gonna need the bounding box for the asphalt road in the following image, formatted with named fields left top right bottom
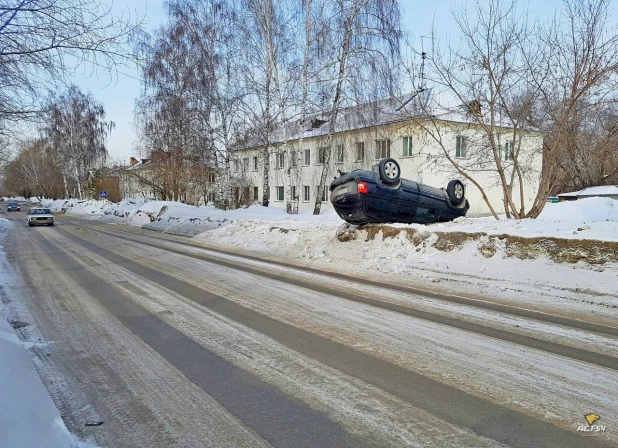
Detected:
left=1, top=206, right=617, bottom=447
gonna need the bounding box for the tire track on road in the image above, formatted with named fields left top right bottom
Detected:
left=64, top=221, right=618, bottom=372
left=54, top=225, right=614, bottom=448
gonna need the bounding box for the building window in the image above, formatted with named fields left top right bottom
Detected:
left=402, top=136, right=413, bottom=157
left=303, top=185, right=310, bottom=202
left=276, top=152, right=285, bottom=169
left=276, top=186, right=284, bottom=201
left=253, top=156, right=258, bottom=171
left=335, top=144, right=344, bottom=163
left=254, top=186, right=259, bottom=200
left=291, top=185, right=297, bottom=200
left=316, top=185, right=326, bottom=202
left=243, top=158, right=249, bottom=172
left=355, top=142, right=365, bottom=161
left=208, top=173, right=216, bottom=183
left=234, top=159, right=240, bottom=172
left=243, top=187, right=250, bottom=201
left=303, top=149, right=310, bottom=166
left=207, top=192, right=216, bottom=202
left=455, top=136, right=467, bottom=158
left=375, top=139, right=390, bottom=159
left=290, top=150, right=296, bottom=166
left=317, top=147, right=329, bottom=165
left=504, top=140, right=514, bottom=161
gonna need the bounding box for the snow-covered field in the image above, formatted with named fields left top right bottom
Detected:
left=37, top=196, right=618, bottom=305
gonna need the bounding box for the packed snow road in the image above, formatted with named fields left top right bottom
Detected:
left=1, top=208, right=617, bottom=447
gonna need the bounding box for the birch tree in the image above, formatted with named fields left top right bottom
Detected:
left=46, top=86, right=113, bottom=199
left=313, top=0, right=401, bottom=214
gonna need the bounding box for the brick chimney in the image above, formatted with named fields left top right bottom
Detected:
left=130, top=157, right=138, bottom=166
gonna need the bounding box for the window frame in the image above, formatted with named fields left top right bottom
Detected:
left=290, top=150, right=297, bottom=167
left=303, top=149, right=310, bottom=166
left=234, top=159, right=240, bottom=172
left=504, top=140, right=514, bottom=161
left=335, top=144, right=344, bottom=164
left=303, top=185, right=310, bottom=202
left=253, top=186, right=259, bottom=201
left=291, top=185, right=297, bottom=200
left=253, top=156, right=258, bottom=171
left=374, top=139, right=391, bottom=159
left=355, top=142, right=365, bottom=162
left=455, top=136, right=467, bottom=158
left=317, top=147, right=329, bottom=165
left=275, top=152, right=285, bottom=169
left=242, top=158, right=249, bottom=172
left=275, top=186, right=284, bottom=201
left=402, top=136, right=413, bottom=157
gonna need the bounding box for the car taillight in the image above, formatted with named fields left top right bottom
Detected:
left=357, top=181, right=368, bottom=194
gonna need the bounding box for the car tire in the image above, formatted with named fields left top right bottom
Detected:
left=378, top=158, right=401, bottom=184
left=49, top=222, right=54, bottom=226
left=28, top=222, right=33, bottom=227
left=446, top=180, right=465, bottom=206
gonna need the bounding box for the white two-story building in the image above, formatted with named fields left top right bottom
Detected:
left=229, top=94, right=543, bottom=216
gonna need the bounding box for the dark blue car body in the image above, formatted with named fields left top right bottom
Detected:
left=329, top=170, right=469, bottom=225
left=7, top=202, right=20, bottom=212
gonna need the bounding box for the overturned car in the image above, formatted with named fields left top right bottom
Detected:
left=329, top=158, right=469, bottom=225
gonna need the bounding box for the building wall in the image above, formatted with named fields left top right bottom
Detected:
left=230, top=119, right=543, bottom=216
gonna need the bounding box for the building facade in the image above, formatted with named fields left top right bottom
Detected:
left=230, top=98, right=543, bottom=217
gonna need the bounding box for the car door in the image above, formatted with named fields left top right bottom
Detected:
left=365, top=177, right=393, bottom=222
left=390, top=180, right=418, bottom=223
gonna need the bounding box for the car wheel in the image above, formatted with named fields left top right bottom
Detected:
left=49, top=222, right=54, bottom=226
left=446, top=180, right=465, bottom=206
left=28, top=222, right=33, bottom=227
left=378, top=158, right=401, bottom=184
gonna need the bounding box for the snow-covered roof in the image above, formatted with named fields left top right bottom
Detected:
left=558, top=186, right=618, bottom=197
left=233, top=89, right=539, bottom=151
left=232, top=91, right=437, bottom=151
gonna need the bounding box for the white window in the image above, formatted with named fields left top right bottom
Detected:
left=455, top=136, right=467, bottom=158
left=504, top=140, right=514, bottom=161
left=208, top=173, right=216, bottom=183
left=207, top=192, right=216, bottom=202
left=253, top=156, right=258, bottom=171
left=355, top=142, right=365, bottom=161
left=303, top=149, right=310, bottom=166
left=402, top=136, right=413, bottom=157
left=317, top=147, right=328, bottom=164
left=276, top=152, right=285, bottom=169
left=290, top=150, right=297, bottom=166
left=242, top=158, right=249, bottom=171
left=291, top=186, right=297, bottom=200
left=303, top=185, right=310, bottom=202
left=276, top=186, right=284, bottom=201
left=335, top=144, right=344, bottom=163
left=316, top=185, right=326, bottom=202
left=375, top=140, right=390, bottom=159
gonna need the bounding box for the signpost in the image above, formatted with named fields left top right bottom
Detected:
left=99, top=191, right=107, bottom=199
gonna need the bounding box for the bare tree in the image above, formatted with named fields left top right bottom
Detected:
left=45, top=86, right=114, bottom=199
left=0, top=0, right=140, bottom=139
left=313, top=0, right=401, bottom=214
left=524, top=0, right=618, bottom=216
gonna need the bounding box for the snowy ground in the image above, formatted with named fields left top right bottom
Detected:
left=36, top=196, right=618, bottom=306
left=0, top=218, right=95, bottom=448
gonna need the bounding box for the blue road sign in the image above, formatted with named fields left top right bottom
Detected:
left=99, top=191, right=107, bottom=198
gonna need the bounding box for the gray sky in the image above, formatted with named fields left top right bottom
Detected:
left=71, top=0, right=616, bottom=163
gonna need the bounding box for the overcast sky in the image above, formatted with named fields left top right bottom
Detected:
left=72, top=0, right=616, bottom=163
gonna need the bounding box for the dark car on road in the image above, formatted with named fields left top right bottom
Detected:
left=7, top=202, right=20, bottom=212
left=329, top=158, right=469, bottom=225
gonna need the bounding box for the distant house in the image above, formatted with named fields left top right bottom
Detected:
left=229, top=93, right=543, bottom=216
left=557, top=186, right=618, bottom=201
left=120, top=152, right=219, bottom=205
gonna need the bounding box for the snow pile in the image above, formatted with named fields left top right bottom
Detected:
left=41, top=198, right=339, bottom=235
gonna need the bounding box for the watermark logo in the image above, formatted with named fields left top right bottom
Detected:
left=577, top=413, right=606, bottom=433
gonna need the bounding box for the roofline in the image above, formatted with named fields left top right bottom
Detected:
left=231, top=115, right=543, bottom=153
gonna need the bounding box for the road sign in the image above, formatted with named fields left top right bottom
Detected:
left=99, top=191, right=107, bottom=199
